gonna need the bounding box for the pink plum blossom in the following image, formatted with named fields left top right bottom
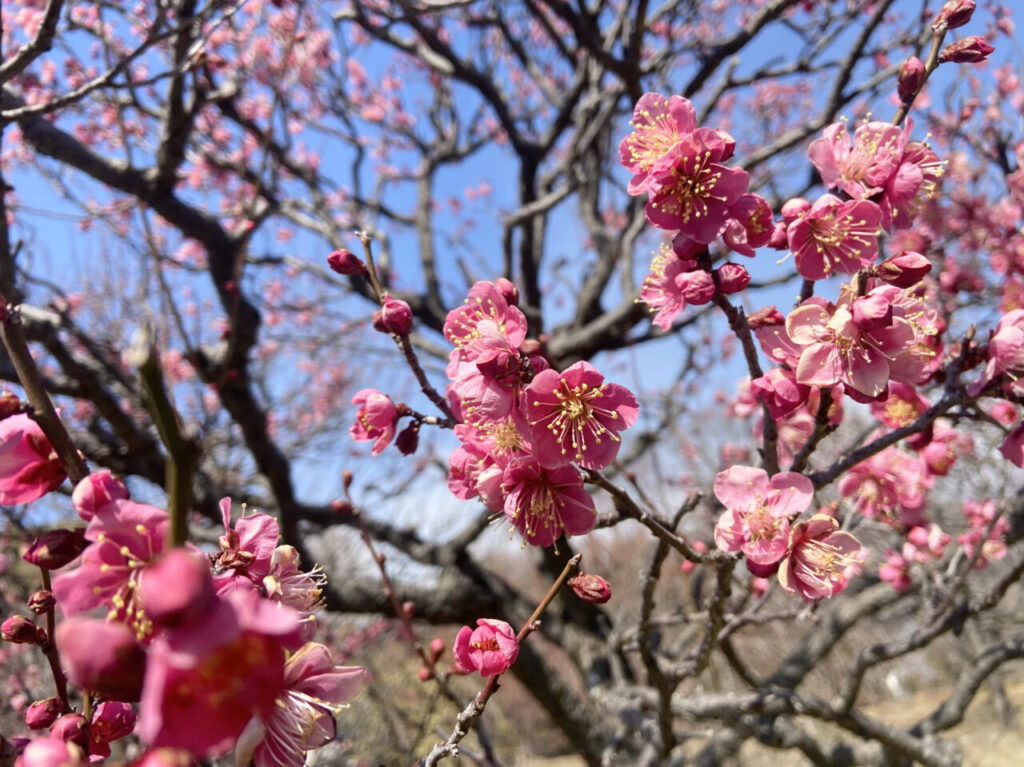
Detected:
left=138, top=589, right=304, bottom=755
left=52, top=499, right=170, bottom=632
left=778, top=514, right=864, bottom=601
left=212, top=498, right=279, bottom=596
left=618, top=93, right=698, bottom=195
left=349, top=389, right=399, bottom=455
left=453, top=619, right=519, bottom=677
left=13, top=738, right=84, bottom=767
left=443, top=281, right=528, bottom=370
left=837, top=446, right=932, bottom=527
left=638, top=247, right=700, bottom=330
left=972, top=308, right=1024, bottom=396
left=644, top=132, right=749, bottom=242
left=524, top=361, right=638, bottom=470
left=71, top=469, right=129, bottom=521
left=786, top=194, right=882, bottom=280
left=722, top=193, right=773, bottom=257
left=236, top=643, right=367, bottom=767
left=55, top=617, right=147, bottom=701
left=713, top=466, right=813, bottom=571
left=0, top=414, right=66, bottom=505
left=501, top=456, right=596, bottom=547
left=958, top=500, right=1009, bottom=567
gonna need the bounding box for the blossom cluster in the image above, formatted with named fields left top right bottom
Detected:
left=351, top=280, right=639, bottom=548
left=1, top=423, right=366, bottom=767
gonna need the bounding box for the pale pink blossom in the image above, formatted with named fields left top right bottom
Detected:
left=713, top=465, right=813, bottom=572
left=453, top=618, right=519, bottom=677
left=236, top=643, right=367, bottom=767
left=778, top=514, right=864, bottom=601
left=14, top=738, right=84, bottom=767
left=958, top=500, right=1009, bottom=567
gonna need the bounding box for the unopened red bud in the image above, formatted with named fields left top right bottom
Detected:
left=767, top=222, right=789, bottom=250
left=395, top=422, right=420, bottom=456
left=332, top=498, right=354, bottom=514
left=378, top=295, right=413, bottom=335
left=876, top=251, right=932, bottom=288
left=401, top=601, right=415, bottom=618
left=898, top=57, right=926, bottom=103
left=716, top=263, right=751, bottom=295
left=429, top=637, right=445, bottom=662
left=417, top=667, right=434, bottom=682
left=495, top=278, right=519, bottom=307
left=326, top=249, right=367, bottom=276
left=25, top=698, right=67, bottom=730
left=27, top=590, right=56, bottom=615
left=2, top=615, right=45, bottom=645
left=747, top=305, right=785, bottom=329
left=932, top=0, right=976, bottom=31
left=50, top=714, right=88, bottom=748
left=677, top=270, right=715, bottom=305
left=0, top=391, right=21, bottom=420
left=939, top=36, right=994, bottom=63
left=567, top=573, right=612, bottom=604
left=21, top=528, right=87, bottom=570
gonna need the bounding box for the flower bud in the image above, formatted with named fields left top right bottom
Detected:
left=71, top=470, right=129, bottom=521
left=0, top=391, right=21, bottom=420
left=876, top=251, right=932, bottom=288
left=394, top=422, right=419, bottom=456
left=25, top=699, right=67, bottom=731
left=495, top=277, right=519, bottom=307
left=567, top=573, right=612, bottom=604
left=56, top=618, right=147, bottom=701
left=377, top=295, right=413, bottom=335
left=939, top=36, right=994, bottom=63
left=932, top=0, right=976, bottom=31
left=2, top=615, right=46, bottom=645
left=326, top=248, right=367, bottom=276
left=767, top=222, right=789, bottom=250
left=429, top=637, right=445, bottom=663
left=21, top=529, right=87, bottom=570
left=898, top=57, right=926, bottom=103
left=715, top=263, right=750, bottom=295
left=677, top=269, right=715, bottom=305
left=49, top=715, right=88, bottom=748
left=417, top=667, right=433, bottom=682
left=27, top=590, right=56, bottom=615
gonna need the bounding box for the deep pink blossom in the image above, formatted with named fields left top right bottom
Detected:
left=89, top=702, right=137, bottom=758
left=212, top=498, right=280, bottom=596
left=778, top=514, right=864, bottom=601
left=349, top=389, right=399, bottom=455
left=749, top=368, right=810, bottom=420
left=619, top=93, right=698, bottom=195
left=52, top=499, right=170, bottom=631
left=236, top=643, right=367, bottom=767
left=786, top=194, right=881, bottom=280
left=443, top=281, right=528, bottom=369
left=972, top=308, right=1024, bottom=396
left=501, top=456, right=596, bottom=547
left=71, top=469, right=129, bottom=521
left=0, top=414, right=66, bottom=505
left=722, top=193, right=773, bottom=257
left=138, top=589, right=304, bottom=755
left=524, top=361, right=638, bottom=470
left=644, top=132, right=749, bottom=242
left=453, top=619, right=519, bottom=677
left=55, top=617, right=147, bottom=701
left=713, top=466, right=813, bottom=569
left=808, top=122, right=906, bottom=202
